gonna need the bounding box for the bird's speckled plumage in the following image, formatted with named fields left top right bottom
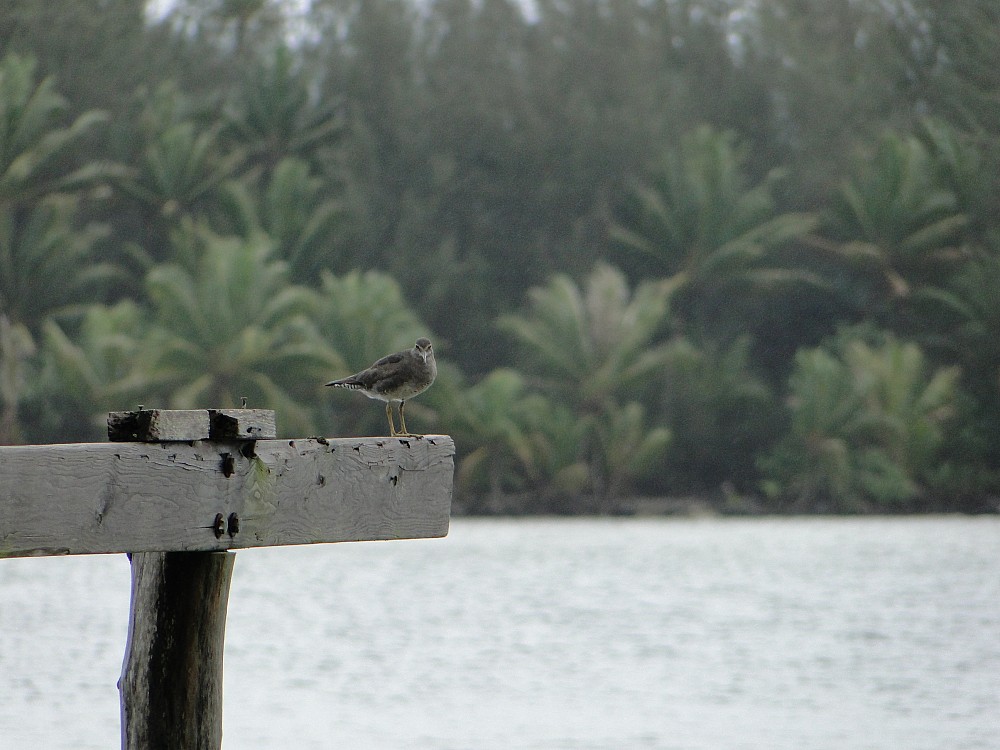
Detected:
left=325, top=338, right=437, bottom=436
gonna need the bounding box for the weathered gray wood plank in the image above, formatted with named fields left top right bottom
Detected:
left=107, top=409, right=277, bottom=442
left=119, top=551, right=234, bottom=750
left=0, top=436, right=453, bottom=558
left=108, top=409, right=211, bottom=441
left=207, top=409, right=276, bottom=440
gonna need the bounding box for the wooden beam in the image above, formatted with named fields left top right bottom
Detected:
left=107, top=409, right=277, bottom=442
left=0, top=436, right=454, bottom=558
left=119, top=551, right=234, bottom=750
left=208, top=409, right=276, bottom=440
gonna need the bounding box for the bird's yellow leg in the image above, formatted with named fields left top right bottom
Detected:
left=397, top=401, right=421, bottom=437
left=386, top=402, right=398, bottom=436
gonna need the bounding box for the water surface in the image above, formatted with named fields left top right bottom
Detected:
left=1, top=517, right=998, bottom=749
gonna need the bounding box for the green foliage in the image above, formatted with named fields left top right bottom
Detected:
left=114, top=84, right=246, bottom=259
left=36, top=301, right=147, bottom=441
left=0, top=0, right=998, bottom=511
left=0, top=314, right=35, bottom=443
left=0, top=0, right=156, bottom=116
left=0, top=197, right=115, bottom=328
left=224, top=46, right=344, bottom=175
left=916, top=118, right=992, bottom=233
left=499, top=263, right=675, bottom=505
left=159, top=0, right=288, bottom=60
left=828, top=130, right=968, bottom=310
left=611, top=125, right=820, bottom=340
left=900, top=1, right=1000, bottom=148
left=450, top=368, right=589, bottom=511
left=759, top=331, right=959, bottom=511
left=913, top=253, right=1000, bottom=392
left=120, top=120, right=243, bottom=221
left=214, top=157, right=347, bottom=282
left=0, top=53, right=113, bottom=206
left=0, top=51, right=125, bottom=442
left=593, top=401, right=671, bottom=506
left=749, top=0, right=915, bottom=203
left=499, top=262, right=676, bottom=410
left=658, top=337, right=779, bottom=493
left=142, top=227, right=337, bottom=435
left=0, top=54, right=123, bottom=330
left=908, top=249, right=1000, bottom=498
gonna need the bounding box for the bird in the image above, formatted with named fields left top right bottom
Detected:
left=325, top=338, right=437, bottom=437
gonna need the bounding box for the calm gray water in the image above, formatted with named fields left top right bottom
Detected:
left=1, top=517, right=998, bottom=749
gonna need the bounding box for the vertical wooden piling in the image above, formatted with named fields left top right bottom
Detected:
left=119, top=551, right=235, bottom=750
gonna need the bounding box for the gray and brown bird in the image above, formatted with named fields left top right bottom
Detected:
left=325, top=338, right=437, bottom=437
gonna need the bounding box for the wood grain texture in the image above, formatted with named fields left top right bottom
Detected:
left=207, top=409, right=276, bottom=440
left=0, top=436, right=454, bottom=558
left=119, top=551, right=234, bottom=750
left=108, top=409, right=210, bottom=441
left=107, top=409, right=277, bottom=442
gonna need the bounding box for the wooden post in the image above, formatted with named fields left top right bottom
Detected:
left=0, top=409, right=454, bottom=748
left=119, top=551, right=235, bottom=750
left=111, top=412, right=253, bottom=750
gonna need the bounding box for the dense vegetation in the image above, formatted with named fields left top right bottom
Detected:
left=1, top=0, right=998, bottom=514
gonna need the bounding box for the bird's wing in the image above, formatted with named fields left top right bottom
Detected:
left=327, top=366, right=378, bottom=389
left=326, top=351, right=407, bottom=389
left=371, top=351, right=405, bottom=368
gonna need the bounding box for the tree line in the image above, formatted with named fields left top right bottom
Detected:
left=1, top=0, right=998, bottom=513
